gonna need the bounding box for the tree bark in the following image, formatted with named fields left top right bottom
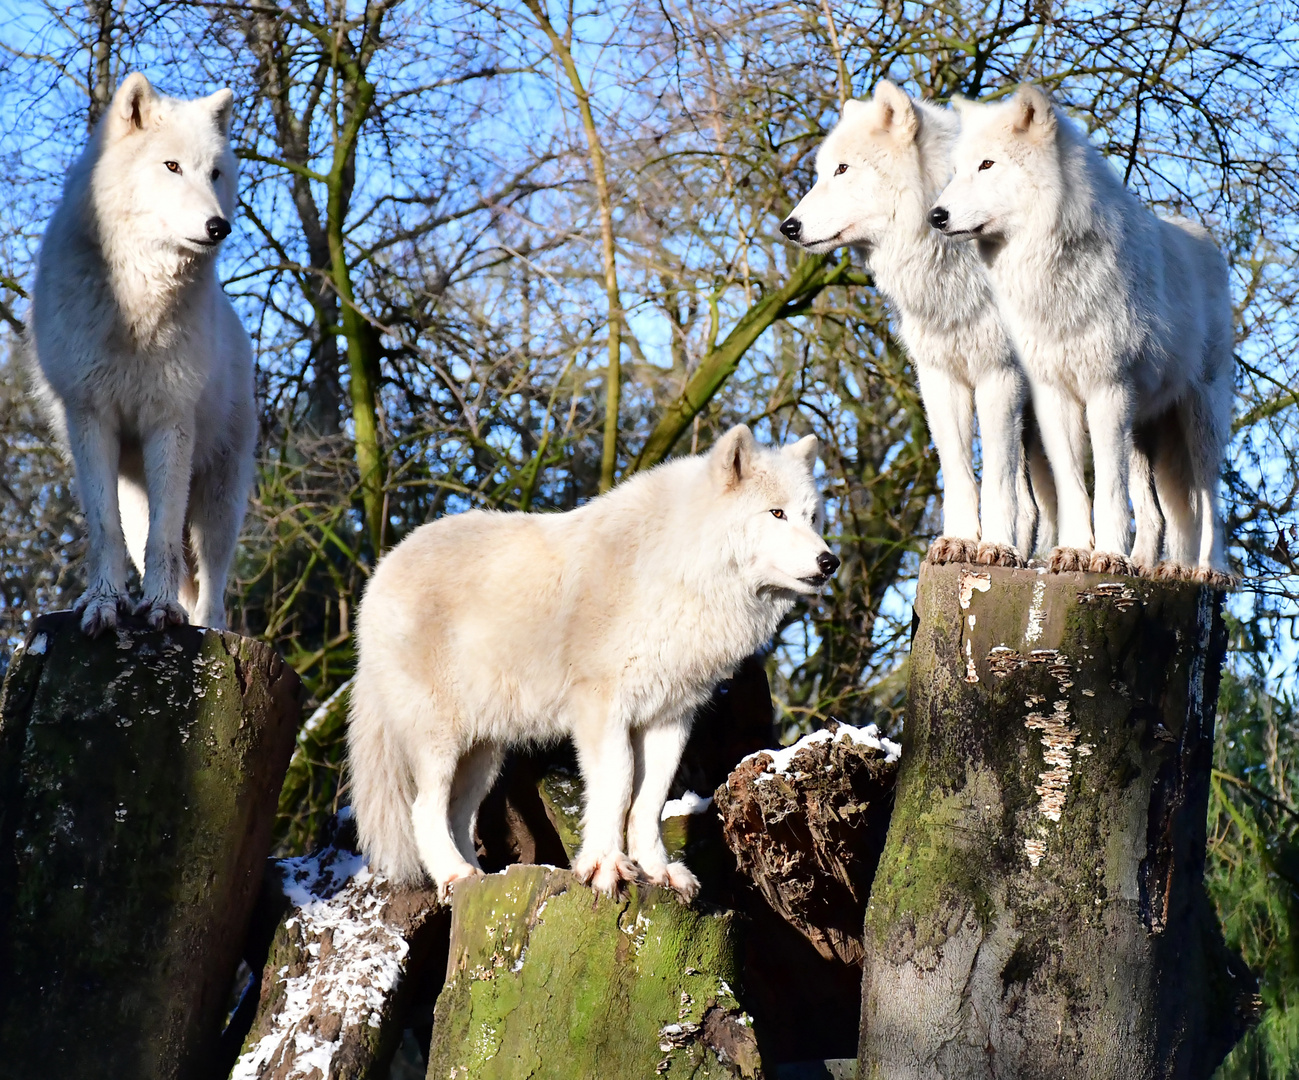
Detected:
left=715, top=724, right=897, bottom=966
left=0, top=612, right=301, bottom=1080
left=232, top=820, right=447, bottom=1080
left=857, top=564, right=1255, bottom=1079
left=426, top=864, right=764, bottom=1079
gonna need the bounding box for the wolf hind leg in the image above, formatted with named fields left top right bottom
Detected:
left=627, top=719, right=698, bottom=899
left=1024, top=407, right=1057, bottom=555
left=412, top=742, right=481, bottom=901
left=187, top=442, right=255, bottom=630
left=1129, top=422, right=1164, bottom=574
left=448, top=741, right=505, bottom=869
left=1181, top=388, right=1234, bottom=585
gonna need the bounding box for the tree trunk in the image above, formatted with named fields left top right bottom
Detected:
left=426, top=864, right=765, bottom=1079
left=715, top=723, right=898, bottom=966
left=232, top=818, right=447, bottom=1080
left=857, top=564, right=1255, bottom=1080
left=0, top=612, right=301, bottom=1080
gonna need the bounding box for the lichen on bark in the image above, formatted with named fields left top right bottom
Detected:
left=859, top=564, right=1253, bottom=1080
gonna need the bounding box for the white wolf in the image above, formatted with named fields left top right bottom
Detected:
left=781, top=80, right=1054, bottom=566
left=28, top=72, right=256, bottom=635
left=347, top=425, right=839, bottom=900
left=929, top=86, right=1234, bottom=583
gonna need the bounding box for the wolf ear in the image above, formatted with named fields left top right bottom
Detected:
left=111, top=72, right=157, bottom=134
left=207, top=88, right=235, bottom=137
left=784, top=434, right=819, bottom=473
left=949, top=94, right=971, bottom=116
left=873, top=80, right=918, bottom=142
left=711, top=424, right=758, bottom=489
left=1012, top=85, right=1055, bottom=139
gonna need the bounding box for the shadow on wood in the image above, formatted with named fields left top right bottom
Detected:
left=0, top=612, right=301, bottom=1080
left=858, top=564, right=1255, bottom=1080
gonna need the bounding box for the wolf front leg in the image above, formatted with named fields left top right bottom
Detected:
left=137, top=418, right=196, bottom=628
left=973, top=365, right=1028, bottom=566
left=65, top=409, right=131, bottom=635
left=572, top=705, right=642, bottom=896
left=915, top=363, right=980, bottom=563
left=627, top=719, right=699, bottom=900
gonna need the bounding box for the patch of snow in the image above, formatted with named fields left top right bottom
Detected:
left=28, top=632, right=47, bottom=655
left=301, top=678, right=353, bottom=736
left=661, top=791, right=713, bottom=820
left=739, top=723, right=901, bottom=782
left=230, top=848, right=409, bottom=1080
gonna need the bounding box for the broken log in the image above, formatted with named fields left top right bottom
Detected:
left=0, top=611, right=301, bottom=1079
left=232, top=814, right=447, bottom=1080
left=858, top=564, right=1254, bottom=1080
left=426, top=864, right=764, bottom=1079
left=715, top=723, right=899, bottom=965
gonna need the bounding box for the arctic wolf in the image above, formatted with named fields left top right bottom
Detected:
left=929, top=86, right=1234, bottom=583
left=28, top=73, right=256, bottom=635
left=347, top=425, right=839, bottom=900
left=781, top=80, right=1054, bottom=566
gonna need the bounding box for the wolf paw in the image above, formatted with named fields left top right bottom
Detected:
left=1047, top=546, right=1091, bottom=573
left=1087, top=551, right=1138, bottom=576
left=1191, top=567, right=1240, bottom=590
left=1152, top=561, right=1195, bottom=581
left=639, top=861, right=701, bottom=902
left=574, top=851, right=645, bottom=897
left=135, top=595, right=188, bottom=630
left=975, top=542, right=1026, bottom=568
left=436, top=864, right=484, bottom=904
left=927, top=536, right=980, bottom=564
left=74, top=585, right=131, bottom=637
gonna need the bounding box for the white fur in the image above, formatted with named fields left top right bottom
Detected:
left=347, top=426, right=837, bottom=901
left=782, top=82, right=1053, bottom=565
left=27, top=73, right=256, bottom=634
left=931, top=86, right=1234, bottom=578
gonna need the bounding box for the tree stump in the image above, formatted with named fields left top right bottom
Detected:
left=232, top=816, right=448, bottom=1080
left=0, top=611, right=301, bottom=1080
left=858, top=564, right=1254, bottom=1080
left=715, top=723, right=899, bottom=965
left=426, top=864, right=764, bottom=1079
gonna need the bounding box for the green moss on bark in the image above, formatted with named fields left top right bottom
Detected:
left=427, top=865, right=763, bottom=1079
left=0, top=613, right=300, bottom=1080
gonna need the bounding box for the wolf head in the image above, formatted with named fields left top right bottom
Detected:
left=705, top=425, right=839, bottom=596
left=927, top=85, right=1059, bottom=243
left=90, top=73, right=238, bottom=258
left=780, top=81, right=957, bottom=252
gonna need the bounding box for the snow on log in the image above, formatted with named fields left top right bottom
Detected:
left=858, top=563, right=1256, bottom=1079
left=0, top=611, right=301, bottom=1079
left=232, top=819, right=446, bottom=1080
left=426, top=864, right=765, bottom=1079
left=714, top=723, right=899, bottom=966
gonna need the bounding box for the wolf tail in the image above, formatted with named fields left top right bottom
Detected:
left=346, top=668, right=426, bottom=884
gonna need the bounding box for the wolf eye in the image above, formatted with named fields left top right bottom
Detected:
left=978, top=160, right=995, bottom=171
left=834, top=163, right=849, bottom=176
left=165, top=161, right=182, bottom=174
left=211, top=168, right=221, bottom=181
left=770, top=509, right=787, bottom=520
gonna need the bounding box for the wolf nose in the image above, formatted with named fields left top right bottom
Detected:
left=817, top=551, right=840, bottom=576
left=927, top=206, right=949, bottom=231
left=779, top=217, right=802, bottom=241
left=206, top=217, right=231, bottom=242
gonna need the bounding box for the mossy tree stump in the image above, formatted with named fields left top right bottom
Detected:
left=0, top=612, right=301, bottom=1079
left=426, top=864, right=764, bottom=1079
left=858, top=564, right=1253, bottom=1080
